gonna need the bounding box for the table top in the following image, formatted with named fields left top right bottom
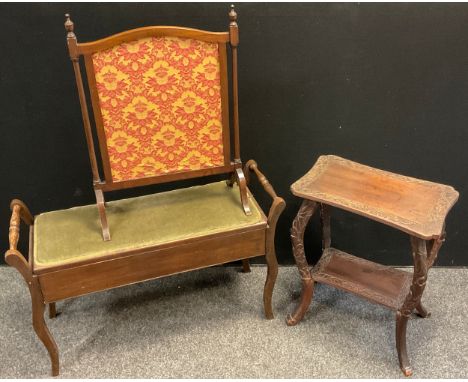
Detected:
left=291, top=155, right=459, bottom=239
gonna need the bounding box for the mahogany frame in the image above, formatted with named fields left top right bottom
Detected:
left=4, top=7, right=286, bottom=376
left=6, top=159, right=285, bottom=376
left=65, top=6, right=250, bottom=241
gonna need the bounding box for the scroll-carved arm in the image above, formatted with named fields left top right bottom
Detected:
left=5, top=198, right=59, bottom=375
left=244, top=159, right=285, bottom=319
left=5, top=199, right=33, bottom=283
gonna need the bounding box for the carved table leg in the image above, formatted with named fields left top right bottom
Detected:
left=320, top=203, right=331, bottom=250
left=411, top=232, right=445, bottom=319
left=396, top=236, right=428, bottom=377
left=426, top=230, right=445, bottom=269
left=286, top=199, right=318, bottom=326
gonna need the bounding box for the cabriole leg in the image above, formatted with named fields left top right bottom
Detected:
left=263, top=250, right=278, bottom=319
left=31, top=279, right=59, bottom=376
left=6, top=201, right=59, bottom=375
left=396, top=236, right=428, bottom=377
left=287, top=200, right=318, bottom=326
left=263, top=196, right=285, bottom=320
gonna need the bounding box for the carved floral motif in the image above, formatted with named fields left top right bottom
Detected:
left=290, top=200, right=317, bottom=280
left=291, top=155, right=458, bottom=239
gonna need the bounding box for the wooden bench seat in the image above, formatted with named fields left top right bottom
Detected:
left=34, top=182, right=266, bottom=271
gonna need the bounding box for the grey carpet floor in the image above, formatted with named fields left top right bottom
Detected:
left=1, top=265, right=467, bottom=378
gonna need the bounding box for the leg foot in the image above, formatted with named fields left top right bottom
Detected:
left=415, top=301, right=431, bottom=318
left=32, top=288, right=59, bottom=376
left=49, top=303, right=57, bottom=319
left=402, top=367, right=413, bottom=377
left=286, top=278, right=314, bottom=326
left=241, top=259, right=251, bottom=273
left=396, top=312, right=412, bottom=377
left=263, top=252, right=278, bottom=319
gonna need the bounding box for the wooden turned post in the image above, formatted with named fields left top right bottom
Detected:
left=65, top=13, right=110, bottom=241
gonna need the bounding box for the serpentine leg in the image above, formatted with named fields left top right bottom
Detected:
left=31, top=279, right=59, bottom=376
left=263, top=197, right=284, bottom=320
left=286, top=200, right=318, bottom=326
left=396, top=236, right=428, bottom=377
left=263, top=248, right=278, bottom=319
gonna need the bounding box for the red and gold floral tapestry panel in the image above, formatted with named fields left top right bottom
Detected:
left=92, top=36, right=225, bottom=182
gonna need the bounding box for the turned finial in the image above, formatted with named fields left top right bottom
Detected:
left=64, top=13, right=75, bottom=37
left=229, top=5, right=237, bottom=25
left=229, top=4, right=239, bottom=46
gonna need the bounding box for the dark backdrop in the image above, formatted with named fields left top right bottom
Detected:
left=1, top=3, right=467, bottom=266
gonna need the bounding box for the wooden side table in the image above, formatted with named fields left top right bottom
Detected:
left=286, top=155, right=459, bottom=376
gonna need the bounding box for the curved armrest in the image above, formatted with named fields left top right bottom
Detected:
left=5, top=199, right=33, bottom=283
left=244, top=160, right=279, bottom=201
left=244, top=159, right=286, bottom=228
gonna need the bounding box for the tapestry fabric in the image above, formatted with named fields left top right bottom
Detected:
left=92, top=36, right=225, bottom=182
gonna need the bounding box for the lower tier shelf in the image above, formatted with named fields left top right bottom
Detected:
left=312, top=248, right=412, bottom=310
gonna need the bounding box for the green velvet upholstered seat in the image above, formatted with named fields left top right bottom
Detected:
left=33, top=181, right=266, bottom=270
